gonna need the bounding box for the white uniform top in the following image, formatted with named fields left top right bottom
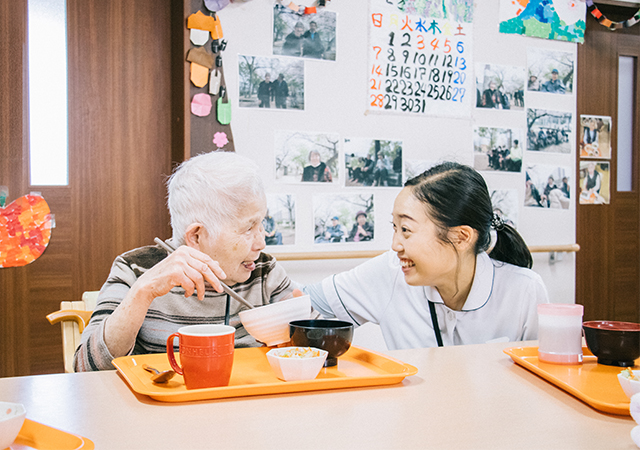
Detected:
left=306, top=251, right=549, bottom=350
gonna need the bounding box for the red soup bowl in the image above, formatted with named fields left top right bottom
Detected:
left=582, top=321, right=640, bottom=367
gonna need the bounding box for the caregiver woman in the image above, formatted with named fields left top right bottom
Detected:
left=304, top=162, right=549, bottom=349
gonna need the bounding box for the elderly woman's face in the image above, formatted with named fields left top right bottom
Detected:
left=200, top=198, right=267, bottom=285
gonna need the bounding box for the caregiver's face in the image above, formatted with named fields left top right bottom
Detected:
left=391, top=188, right=458, bottom=287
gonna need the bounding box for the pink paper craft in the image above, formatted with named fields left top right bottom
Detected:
left=213, top=132, right=228, bottom=148
left=191, top=93, right=213, bottom=117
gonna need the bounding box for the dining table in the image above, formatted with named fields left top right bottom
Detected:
left=0, top=340, right=635, bottom=450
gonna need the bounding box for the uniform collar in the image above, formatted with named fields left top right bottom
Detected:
left=423, top=252, right=494, bottom=312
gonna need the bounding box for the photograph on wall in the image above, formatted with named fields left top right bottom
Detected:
left=238, top=55, right=304, bottom=110
left=526, top=47, right=574, bottom=94
left=473, top=127, right=524, bottom=173
left=579, top=115, right=612, bottom=159
left=475, top=64, right=525, bottom=110
left=263, top=193, right=296, bottom=246
left=344, top=138, right=403, bottom=187
left=579, top=161, right=610, bottom=205
left=313, top=193, right=375, bottom=244
left=403, top=159, right=437, bottom=184
left=524, top=164, right=571, bottom=209
left=275, top=131, right=339, bottom=184
left=527, top=108, right=572, bottom=154
left=272, top=5, right=337, bottom=61
left=498, top=0, right=586, bottom=44
left=490, top=189, right=519, bottom=228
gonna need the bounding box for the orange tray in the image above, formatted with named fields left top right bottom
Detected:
left=8, top=418, right=94, bottom=450
left=504, top=346, right=637, bottom=416
left=112, top=345, right=418, bottom=403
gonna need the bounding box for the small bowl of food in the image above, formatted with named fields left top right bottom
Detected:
left=289, top=319, right=354, bottom=367
left=239, top=295, right=311, bottom=347
left=618, top=368, right=640, bottom=399
left=266, top=346, right=328, bottom=381
left=583, top=320, right=640, bottom=367
left=0, top=402, right=26, bottom=449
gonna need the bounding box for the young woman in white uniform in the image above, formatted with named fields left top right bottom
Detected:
left=304, top=162, right=549, bottom=350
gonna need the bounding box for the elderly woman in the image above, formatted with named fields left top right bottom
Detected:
left=74, top=151, right=296, bottom=371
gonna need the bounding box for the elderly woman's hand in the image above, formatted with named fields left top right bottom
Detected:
left=136, top=245, right=227, bottom=303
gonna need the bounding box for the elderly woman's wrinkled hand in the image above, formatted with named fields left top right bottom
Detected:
left=138, top=246, right=226, bottom=302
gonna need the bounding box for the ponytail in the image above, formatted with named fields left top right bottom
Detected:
left=489, top=219, right=533, bottom=269
left=406, top=162, right=533, bottom=270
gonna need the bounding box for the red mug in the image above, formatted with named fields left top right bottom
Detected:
left=166, top=324, right=235, bottom=389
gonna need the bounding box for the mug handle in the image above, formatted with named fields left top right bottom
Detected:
left=166, top=332, right=183, bottom=376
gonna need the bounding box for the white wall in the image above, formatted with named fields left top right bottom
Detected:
left=218, top=0, right=578, bottom=349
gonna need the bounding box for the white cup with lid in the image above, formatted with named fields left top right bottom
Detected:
left=537, top=303, right=584, bottom=364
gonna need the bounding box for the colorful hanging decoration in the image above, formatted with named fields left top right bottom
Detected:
left=276, top=0, right=332, bottom=15
left=186, top=4, right=235, bottom=152
left=191, top=93, right=213, bottom=117
left=585, top=0, right=640, bottom=30
left=0, top=194, right=52, bottom=268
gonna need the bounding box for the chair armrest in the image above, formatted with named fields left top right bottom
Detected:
left=46, top=310, right=93, bottom=333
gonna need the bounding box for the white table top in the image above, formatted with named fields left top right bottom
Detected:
left=0, top=341, right=635, bottom=449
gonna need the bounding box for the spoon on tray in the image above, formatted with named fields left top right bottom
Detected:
left=142, top=364, right=176, bottom=383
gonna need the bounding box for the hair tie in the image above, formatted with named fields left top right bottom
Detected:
left=491, top=213, right=505, bottom=231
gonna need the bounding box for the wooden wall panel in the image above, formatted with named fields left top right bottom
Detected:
left=68, top=0, right=174, bottom=292
left=576, top=6, right=640, bottom=323
left=0, top=0, right=30, bottom=377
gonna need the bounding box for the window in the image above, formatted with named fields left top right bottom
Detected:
left=28, top=0, right=68, bottom=186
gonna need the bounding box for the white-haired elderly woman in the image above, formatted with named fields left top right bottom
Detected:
left=75, top=151, right=296, bottom=371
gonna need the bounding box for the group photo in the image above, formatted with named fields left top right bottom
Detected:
left=272, top=5, right=337, bottom=61
left=525, top=164, right=571, bottom=209
left=473, top=126, right=524, bottom=173
left=313, top=193, right=375, bottom=244
left=344, top=138, right=403, bottom=187
left=238, top=55, right=304, bottom=110
left=527, top=47, right=574, bottom=94
left=527, top=108, right=573, bottom=153
left=475, top=64, right=525, bottom=110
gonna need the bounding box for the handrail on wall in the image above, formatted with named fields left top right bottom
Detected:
left=272, top=244, right=580, bottom=261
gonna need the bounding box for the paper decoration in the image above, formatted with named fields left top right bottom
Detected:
left=397, top=0, right=474, bottom=24
left=187, top=11, right=223, bottom=40
left=204, top=0, right=230, bottom=12
left=277, top=0, right=332, bottom=15
left=209, top=70, right=221, bottom=95
left=499, top=0, right=586, bottom=43
left=190, top=28, right=209, bottom=46
left=0, top=194, right=52, bottom=268
left=217, top=96, right=231, bottom=124
left=368, top=0, right=473, bottom=118
left=586, top=1, right=640, bottom=30
left=213, top=131, right=229, bottom=148
left=190, top=62, right=210, bottom=88
left=187, top=47, right=215, bottom=69
left=191, top=93, right=213, bottom=116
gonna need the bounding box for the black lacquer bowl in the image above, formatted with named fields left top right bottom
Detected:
left=289, top=319, right=354, bottom=367
left=583, top=320, right=640, bottom=367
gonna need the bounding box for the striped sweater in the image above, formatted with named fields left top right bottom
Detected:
left=74, top=243, right=294, bottom=371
